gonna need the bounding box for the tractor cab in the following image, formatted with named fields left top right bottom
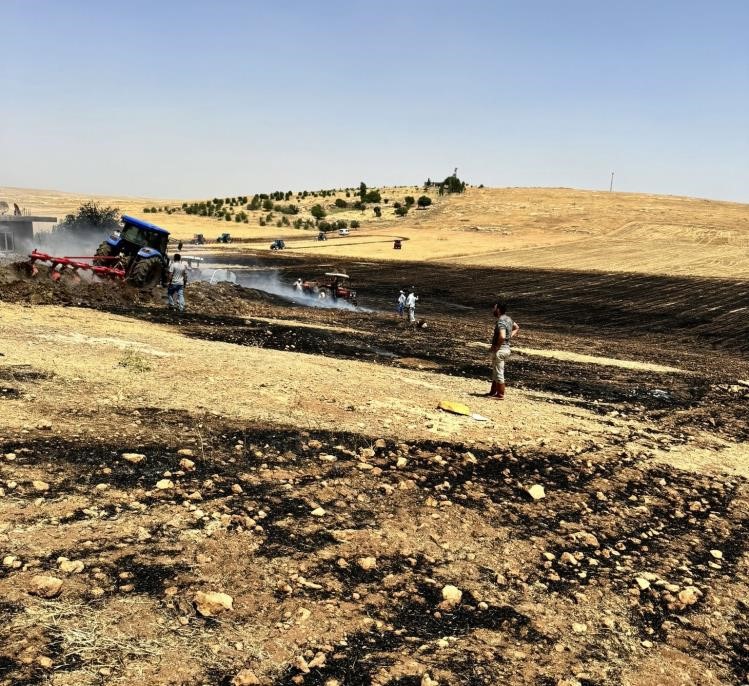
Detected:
left=94, top=215, right=170, bottom=287
left=193, top=234, right=205, bottom=245
left=217, top=233, right=232, bottom=243
left=270, top=239, right=285, bottom=250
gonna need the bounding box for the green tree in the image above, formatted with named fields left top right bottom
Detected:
left=334, top=198, right=347, bottom=208
left=359, top=181, right=367, bottom=201
left=350, top=220, right=360, bottom=228
left=262, top=198, right=274, bottom=211
left=404, top=195, right=415, bottom=206
left=310, top=204, right=326, bottom=220
left=395, top=206, right=409, bottom=217
left=373, top=206, right=382, bottom=218
left=364, top=189, right=381, bottom=203
left=417, top=195, right=432, bottom=208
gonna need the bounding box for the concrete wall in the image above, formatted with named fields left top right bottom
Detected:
left=0, top=219, right=34, bottom=253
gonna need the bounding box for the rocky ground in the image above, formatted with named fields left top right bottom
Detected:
left=0, top=258, right=747, bottom=686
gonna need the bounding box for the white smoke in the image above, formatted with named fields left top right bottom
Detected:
left=233, top=268, right=368, bottom=311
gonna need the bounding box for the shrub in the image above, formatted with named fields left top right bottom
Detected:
left=353, top=201, right=364, bottom=211
left=350, top=220, right=360, bottom=229
left=364, top=189, right=381, bottom=203
left=417, top=195, right=432, bottom=208
left=359, top=182, right=367, bottom=201
left=318, top=220, right=331, bottom=232
left=310, top=204, right=326, bottom=220
left=404, top=196, right=415, bottom=206
left=143, top=208, right=150, bottom=213
left=395, top=206, right=409, bottom=217
left=373, top=206, right=382, bottom=218
left=393, top=201, right=402, bottom=209
left=281, top=216, right=290, bottom=226
left=259, top=218, right=266, bottom=226
left=345, top=191, right=350, bottom=198
left=334, top=199, right=347, bottom=208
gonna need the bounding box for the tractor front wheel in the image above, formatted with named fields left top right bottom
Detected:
left=129, top=257, right=163, bottom=289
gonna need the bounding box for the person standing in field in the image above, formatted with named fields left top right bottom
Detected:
left=396, top=289, right=406, bottom=317
left=405, top=287, right=418, bottom=324
left=167, top=253, right=188, bottom=312
left=487, top=300, right=519, bottom=399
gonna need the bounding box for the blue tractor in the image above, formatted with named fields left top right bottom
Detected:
left=94, top=215, right=170, bottom=288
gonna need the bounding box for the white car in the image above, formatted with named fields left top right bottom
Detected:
left=338, top=228, right=350, bottom=236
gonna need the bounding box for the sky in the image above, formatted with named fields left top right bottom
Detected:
left=2, top=0, right=748, bottom=202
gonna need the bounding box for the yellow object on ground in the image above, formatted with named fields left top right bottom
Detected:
left=438, top=400, right=471, bottom=416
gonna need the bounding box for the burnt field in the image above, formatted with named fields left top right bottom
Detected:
left=0, top=256, right=748, bottom=685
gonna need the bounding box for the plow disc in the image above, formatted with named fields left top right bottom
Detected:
left=29, top=250, right=127, bottom=282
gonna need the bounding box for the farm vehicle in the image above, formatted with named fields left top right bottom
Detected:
left=302, top=272, right=357, bottom=305
left=29, top=215, right=171, bottom=288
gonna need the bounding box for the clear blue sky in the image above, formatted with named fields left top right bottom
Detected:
left=2, top=0, right=748, bottom=202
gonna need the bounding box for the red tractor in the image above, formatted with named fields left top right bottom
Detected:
left=302, top=272, right=357, bottom=305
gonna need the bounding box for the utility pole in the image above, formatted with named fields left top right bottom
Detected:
left=609, top=171, right=614, bottom=192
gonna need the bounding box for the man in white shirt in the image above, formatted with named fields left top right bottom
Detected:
left=167, top=254, right=188, bottom=312
left=405, top=287, right=418, bottom=324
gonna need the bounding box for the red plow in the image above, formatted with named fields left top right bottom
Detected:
left=29, top=250, right=126, bottom=283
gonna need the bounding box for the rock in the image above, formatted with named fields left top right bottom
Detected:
left=179, top=458, right=195, bottom=471
left=155, top=479, right=174, bottom=490
left=122, top=453, right=146, bottom=464
left=678, top=586, right=701, bottom=607
left=709, top=549, right=723, bottom=560
left=396, top=457, right=408, bottom=469
left=527, top=484, right=545, bottom=500
left=375, top=439, right=387, bottom=449
left=29, top=575, right=63, bottom=598
left=194, top=591, right=234, bottom=617
left=357, top=557, right=377, bottom=571
left=560, top=552, right=578, bottom=566
left=232, top=669, right=261, bottom=685
left=569, top=531, right=600, bottom=548
left=635, top=577, right=651, bottom=591
left=294, top=655, right=310, bottom=674
left=178, top=448, right=195, bottom=457
left=231, top=484, right=244, bottom=494
left=32, top=480, right=50, bottom=492
left=2, top=555, right=19, bottom=568
left=571, top=622, right=588, bottom=634
left=440, top=584, right=462, bottom=608
left=308, top=652, right=327, bottom=669
left=421, top=674, right=439, bottom=686
left=59, top=559, right=85, bottom=574
left=37, top=656, right=54, bottom=669
left=310, top=507, right=326, bottom=517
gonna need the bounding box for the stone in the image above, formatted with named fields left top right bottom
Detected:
left=232, top=669, right=261, bottom=685
left=678, top=586, right=701, bottom=607
left=32, top=480, right=50, bottom=492
left=194, top=591, right=234, bottom=617
left=37, top=656, right=54, bottom=669
left=178, top=448, right=195, bottom=457
left=29, top=575, right=63, bottom=598
left=2, top=555, right=18, bottom=567
left=231, top=484, right=244, bottom=494
left=709, top=549, right=723, bottom=560
left=440, top=584, right=462, bottom=608
left=308, top=652, right=327, bottom=669
left=569, top=532, right=600, bottom=548
left=294, top=655, right=310, bottom=673
left=421, top=674, right=439, bottom=686
left=396, top=457, right=408, bottom=468
left=156, top=479, right=174, bottom=490
left=310, top=507, right=326, bottom=517
left=635, top=577, right=651, bottom=591
left=59, top=559, right=85, bottom=574
left=122, top=453, right=145, bottom=464
left=571, top=622, right=588, bottom=634
left=357, top=557, right=377, bottom=571
left=179, top=458, right=195, bottom=471
left=527, top=484, right=545, bottom=500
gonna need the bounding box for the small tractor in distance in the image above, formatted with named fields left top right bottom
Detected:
left=302, top=272, right=357, bottom=305
left=94, top=215, right=170, bottom=287
left=217, top=233, right=232, bottom=243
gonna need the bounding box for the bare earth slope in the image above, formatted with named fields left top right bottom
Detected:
left=1, top=185, right=748, bottom=685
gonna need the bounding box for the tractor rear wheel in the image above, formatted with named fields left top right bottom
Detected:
left=129, top=257, right=163, bottom=289
left=93, top=241, right=116, bottom=266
